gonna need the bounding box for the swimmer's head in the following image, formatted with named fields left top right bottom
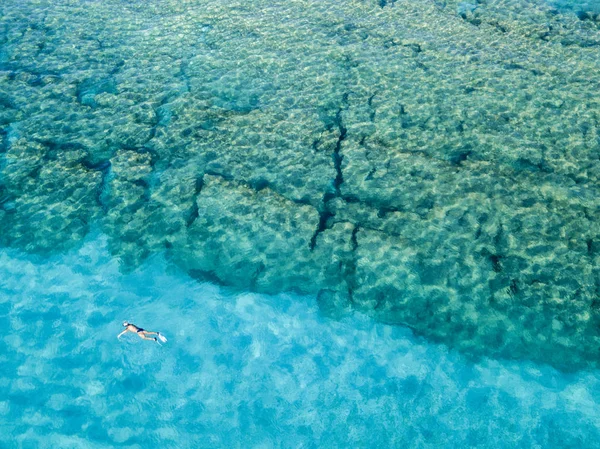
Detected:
left=123, top=321, right=129, bottom=327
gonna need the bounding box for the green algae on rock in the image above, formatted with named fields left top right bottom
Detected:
left=1, top=0, right=600, bottom=369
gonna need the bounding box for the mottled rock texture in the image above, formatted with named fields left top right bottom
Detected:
left=1, top=0, right=600, bottom=368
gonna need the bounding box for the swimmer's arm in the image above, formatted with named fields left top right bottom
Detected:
left=117, top=330, right=128, bottom=339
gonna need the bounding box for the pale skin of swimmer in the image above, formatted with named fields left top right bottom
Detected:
left=118, top=321, right=161, bottom=342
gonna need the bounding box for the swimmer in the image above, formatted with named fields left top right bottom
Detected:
left=118, top=321, right=167, bottom=344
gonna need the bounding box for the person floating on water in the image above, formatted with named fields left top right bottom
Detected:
left=118, top=321, right=167, bottom=344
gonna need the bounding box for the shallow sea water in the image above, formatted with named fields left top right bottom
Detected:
left=1, top=235, right=600, bottom=448
left=2, top=0, right=600, bottom=446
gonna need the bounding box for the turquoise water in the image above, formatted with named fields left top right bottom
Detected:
left=2, top=0, right=600, bottom=446
left=1, top=234, right=599, bottom=448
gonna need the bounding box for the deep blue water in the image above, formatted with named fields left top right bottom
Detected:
left=1, top=234, right=600, bottom=448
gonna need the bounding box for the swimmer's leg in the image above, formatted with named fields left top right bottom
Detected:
left=139, top=331, right=161, bottom=344
left=138, top=332, right=157, bottom=341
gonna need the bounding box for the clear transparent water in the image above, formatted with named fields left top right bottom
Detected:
left=2, top=0, right=600, bottom=368
left=1, top=235, right=599, bottom=448
left=2, top=0, right=600, bottom=446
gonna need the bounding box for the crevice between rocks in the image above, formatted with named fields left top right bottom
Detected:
left=332, top=108, right=347, bottom=196
left=82, top=158, right=112, bottom=213
left=345, top=224, right=360, bottom=304
left=185, top=175, right=204, bottom=228
left=178, top=59, right=192, bottom=94
left=309, top=93, right=349, bottom=251
left=379, top=0, right=396, bottom=8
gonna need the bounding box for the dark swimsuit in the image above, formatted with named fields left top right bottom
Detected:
left=136, top=328, right=145, bottom=333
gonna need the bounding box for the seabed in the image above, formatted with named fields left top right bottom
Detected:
left=1, top=0, right=600, bottom=447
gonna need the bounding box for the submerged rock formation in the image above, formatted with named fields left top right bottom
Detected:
left=1, top=0, right=600, bottom=368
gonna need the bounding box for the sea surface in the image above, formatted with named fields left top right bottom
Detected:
left=1, top=234, right=599, bottom=448
left=2, top=0, right=600, bottom=447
